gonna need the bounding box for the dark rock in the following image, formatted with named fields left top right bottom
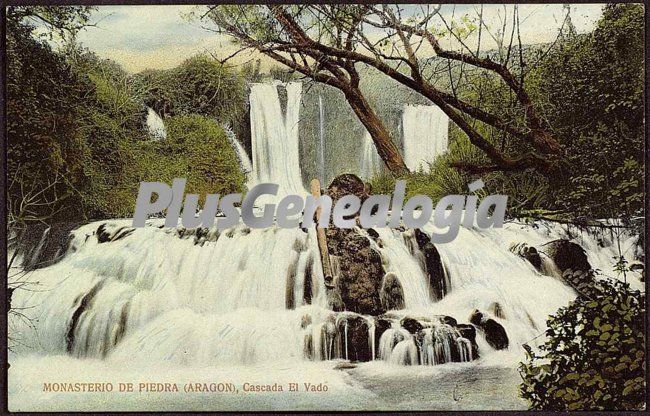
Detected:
left=379, top=273, right=405, bottom=311
left=469, top=309, right=484, bottom=326
left=456, top=323, right=477, bottom=342
left=67, top=280, right=105, bottom=354
left=482, top=319, right=509, bottom=350
left=469, top=309, right=508, bottom=350
left=414, top=229, right=448, bottom=300
left=509, top=242, right=542, bottom=270
left=441, top=315, right=458, bottom=327
left=326, top=226, right=385, bottom=315
left=374, top=318, right=392, bottom=354
left=97, top=223, right=134, bottom=244
left=401, top=317, right=424, bottom=334
left=542, top=239, right=592, bottom=274
left=9, top=221, right=82, bottom=270
left=327, top=174, right=368, bottom=209
left=337, top=315, right=372, bottom=362
left=366, top=228, right=380, bottom=241
left=323, top=174, right=386, bottom=315
left=456, top=324, right=479, bottom=359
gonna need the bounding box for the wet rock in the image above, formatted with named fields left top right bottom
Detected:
left=374, top=318, right=393, bottom=353
left=509, top=242, right=542, bottom=270
left=401, top=317, right=424, bottom=334
left=326, top=227, right=384, bottom=315
left=542, top=239, right=591, bottom=274
left=440, top=315, right=458, bottom=326
left=327, top=174, right=368, bottom=209
left=366, top=228, right=380, bottom=241
left=338, top=315, right=372, bottom=362
left=469, top=309, right=509, bottom=350
left=414, top=229, right=447, bottom=300
left=9, top=221, right=82, bottom=270
left=67, top=280, right=106, bottom=354
left=456, top=323, right=480, bottom=359
left=324, top=174, right=385, bottom=315
left=97, top=223, right=134, bottom=244
left=379, top=273, right=405, bottom=311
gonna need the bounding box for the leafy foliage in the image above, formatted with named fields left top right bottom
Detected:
left=519, top=278, right=646, bottom=410
left=7, top=7, right=247, bottom=223
left=528, top=3, right=644, bottom=219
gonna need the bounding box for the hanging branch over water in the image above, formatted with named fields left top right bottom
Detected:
left=200, top=4, right=565, bottom=176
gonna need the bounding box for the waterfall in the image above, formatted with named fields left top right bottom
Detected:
left=222, top=124, right=253, bottom=189
left=249, top=82, right=304, bottom=199
left=318, top=94, right=326, bottom=183
left=360, top=131, right=382, bottom=180
left=402, top=104, right=449, bottom=172
left=146, top=107, right=166, bottom=140
left=9, top=216, right=641, bottom=370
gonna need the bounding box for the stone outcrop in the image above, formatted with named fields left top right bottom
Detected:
left=414, top=229, right=447, bottom=300
left=325, top=174, right=386, bottom=315
left=379, top=273, right=405, bottom=311
left=337, top=315, right=372, bottom=362
left=542, top=239, right=594, bottom=293
left=401, top=317, right=424, bottom=334
left=9, top=221, right=82, bottom=270
left=542, top=239, right=591, bottom=274
left=469, top=309, right=509, bottom=350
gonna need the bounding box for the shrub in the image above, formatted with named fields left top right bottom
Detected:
left=519, top=278, right=646, bottom=410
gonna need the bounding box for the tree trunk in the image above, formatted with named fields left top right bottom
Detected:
left=344, top=87, right=409, bottom=176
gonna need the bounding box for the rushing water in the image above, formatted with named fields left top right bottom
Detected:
left=360, top=131, right=383, bottom=180
left=146, top=107, right=167, bottom=140
left=249, top=82, right=305, bottom=198
left=223, top=124, right=253, bottom=175
left=402, top=104, right=449, bottom=172
left=7, top=82, right=643, bottom=411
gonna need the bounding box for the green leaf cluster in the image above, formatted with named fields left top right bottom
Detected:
left=519, top=278, right=646, bottom=410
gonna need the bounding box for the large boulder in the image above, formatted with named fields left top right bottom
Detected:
left=401, top=317, right=424, bottom=334
left=542, top=239, right=594, bottom=293
left=542, top=239, right=591, bottom=274
left=337, top=315, right=372, bottom=362
left=379, top=273, right=405, bottom=311
left=327, top=174, right=368, bottom=208
left=325, top=175, right=385, bottom=315
left=469, top=309, right=509, bottom=350
left=9, top=221, right=82, bottom=270
left=456, top=323, right=480, bottom=359
left=414, top=229, right=448, bottom=300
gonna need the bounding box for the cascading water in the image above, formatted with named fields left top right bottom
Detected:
left=249, top=82, right=304, bottom=199
left=222, top=124, right=253, bottom=187
left=402, top=104, right=449, bottom=172
left=146, top=107, right=167, bottom=140
left=360, top=131, right=382, bottom=180
left=8, top=86, right=644, bottom=410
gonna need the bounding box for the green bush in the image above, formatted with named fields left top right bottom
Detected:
left=519, top=278, right=646, bottom=410
left=130, top=115, right=246, bottom=205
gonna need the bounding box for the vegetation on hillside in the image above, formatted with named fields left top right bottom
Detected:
left=6, top=6, right=248, bottom=226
